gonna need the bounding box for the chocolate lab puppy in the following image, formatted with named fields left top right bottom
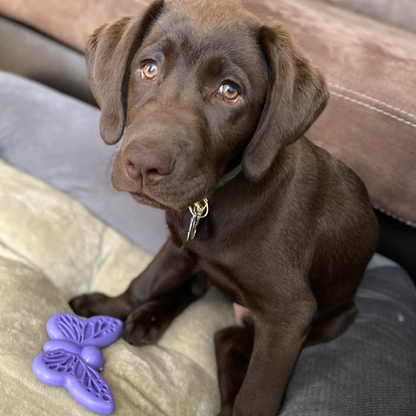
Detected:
left=70, top=0, right=379, bottom=414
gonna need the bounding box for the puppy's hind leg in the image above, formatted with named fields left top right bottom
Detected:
left=214, top=325, right=254, bottom=416
left=304, top=299, right=357, bottom=347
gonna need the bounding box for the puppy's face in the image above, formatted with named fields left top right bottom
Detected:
left=87, top=0, right=328, bottom=211
left=112, top=2, right=267, bottom=210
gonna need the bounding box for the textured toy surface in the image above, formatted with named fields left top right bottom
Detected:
left=32, top=313, right=123, bottom=415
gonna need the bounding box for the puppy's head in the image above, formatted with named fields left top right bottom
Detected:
left=86, top=0, right=328, bottom=210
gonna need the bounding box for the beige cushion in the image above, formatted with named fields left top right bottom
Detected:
left=0, top=159, right=234, bottom=415
left=1, top=0, right=415, bottom=226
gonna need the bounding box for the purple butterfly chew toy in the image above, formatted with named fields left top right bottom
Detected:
left=32, top=313, right=123, bottom=415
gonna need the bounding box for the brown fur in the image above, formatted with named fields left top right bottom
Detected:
left=70, top=1, right=379, bottom=414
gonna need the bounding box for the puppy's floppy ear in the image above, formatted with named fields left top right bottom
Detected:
left=85, top=0, right=165, bottom=145
left=242, top=25, right=329, bottom=182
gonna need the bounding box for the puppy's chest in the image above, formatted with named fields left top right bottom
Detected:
left=173, top=208, right=246, bottom=265
left=167, top=209, right=267, bottom=305
left=169, top=207, right=230, bottom=257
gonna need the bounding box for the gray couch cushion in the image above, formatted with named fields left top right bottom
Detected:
left=0, top=71, right=168, bottom=254
left=0, top=16, right=94, bottom=105
left=282, top=259, right=416, bottom=416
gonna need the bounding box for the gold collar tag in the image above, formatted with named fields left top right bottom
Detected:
left=187, top=198, right=209, bottom=241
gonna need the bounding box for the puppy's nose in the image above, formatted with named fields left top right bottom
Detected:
left=123, top=142, right=174, bottom=184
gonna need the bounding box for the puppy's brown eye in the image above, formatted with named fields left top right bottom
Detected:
left=218, top=83, right=239, bottom=103
left=140, top=62, right=158, bottom=80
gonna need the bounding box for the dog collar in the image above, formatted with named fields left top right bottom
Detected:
left=186, top=164, right=242, bottom=241
left=213, top=164, right=243, bottom=191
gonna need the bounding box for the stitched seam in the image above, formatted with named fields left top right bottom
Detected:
left=329, top=83, right=416, bottom=119
left=373, top=205, right=416, bottom=228
left=330, top=91, right=416, bottom=129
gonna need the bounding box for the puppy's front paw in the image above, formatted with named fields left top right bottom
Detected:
left=69, top=293, right=110, bottom=317
left=123, top=300, right=170, bottom=346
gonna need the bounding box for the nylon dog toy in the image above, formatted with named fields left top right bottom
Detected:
left=32, top=313, right=123, bottom=415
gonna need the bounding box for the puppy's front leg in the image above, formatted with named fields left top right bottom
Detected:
left=70, top=238, right=196, bottom=319
left=123, top=275, right=207, bottom=345
left=233, top=286, right=317, bottom=416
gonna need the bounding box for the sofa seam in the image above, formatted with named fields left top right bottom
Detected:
left=87, top=225, right=107, bottom=292
left=0, top=237, right=51, bottom=277
left=329, top=83, right=416, bottom=119
left=330, top=91, right=416, bottom=129
left=373, top=205, right=416, bottom=228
